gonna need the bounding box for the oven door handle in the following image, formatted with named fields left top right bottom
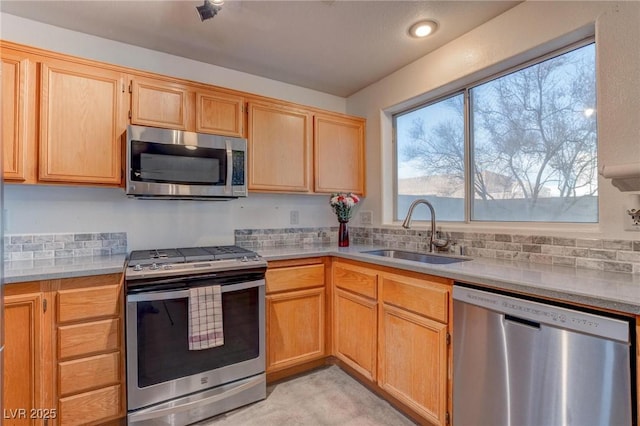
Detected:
left=127, top=279, right=264, bottom=302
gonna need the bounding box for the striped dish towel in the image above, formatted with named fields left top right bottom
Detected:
left=188, top=285, right=224, bottom=350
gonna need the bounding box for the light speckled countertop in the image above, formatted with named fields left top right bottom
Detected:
left=259, top=244, right=640, bottom=315
left=4, top=245, right=639, bottom=315
left=4, top=254, right=127, bottom=284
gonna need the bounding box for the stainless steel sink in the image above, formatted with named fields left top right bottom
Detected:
left=361, top=249, right=471, bottom=264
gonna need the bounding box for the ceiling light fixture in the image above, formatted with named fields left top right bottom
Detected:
left=408, top=20, right=438, bottom=38
left=197, top=0, right=223, bottom=21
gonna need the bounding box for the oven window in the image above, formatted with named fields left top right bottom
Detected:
left=131, top=140, right=227, bottom=185
left=136, top=287, right=259, bottom=388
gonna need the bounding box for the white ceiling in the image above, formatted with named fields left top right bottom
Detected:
left=0, top=0, right=521, bottom=97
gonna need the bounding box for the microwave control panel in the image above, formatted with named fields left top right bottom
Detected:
left=232, top=150, right=245, bottom=186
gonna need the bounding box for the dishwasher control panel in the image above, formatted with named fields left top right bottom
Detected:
left=452, top=285, right=630, bottom=343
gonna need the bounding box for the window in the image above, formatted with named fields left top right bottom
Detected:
left=394, top=41, right=597, bottom=223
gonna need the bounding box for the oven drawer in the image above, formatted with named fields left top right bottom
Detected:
left=58, top=318, right=121, bottom=359
left=266, top=264, right=324, bottom=293
left=59, top=384, right=122, bottom=426
left=57, top=284, right=121, bottom=323
left=59, top=352, right=120, bottom=396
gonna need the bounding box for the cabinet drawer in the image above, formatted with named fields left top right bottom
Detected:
left=381, top=274, right=449, bottom=323
left=266, top=264, right=324, bottom=293
left=58, top=318, right=120, bottom=359
left=57, top=284, right=120, bottom=323
left=333, top=262, right=377, bottom=299
left=59, top=352, right=120, bottom=397
left=59, top=384, right=121, bottom=426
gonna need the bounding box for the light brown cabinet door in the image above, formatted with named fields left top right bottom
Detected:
left=333, top=288, right=377, bottom=381
left=247, top=101, right=312, bottom=192
left=314, top=113, right=365, bottom=195
left=1, top=52, right=32, bottom=182
left=4, top=291, right=46, bottom=426
left=378, top=304, right=448, bottom=426
left=130, top=77, right=191, bottom=130
left=39, top=60, right=125, bottom=185
left=266, top=287, right=325, bottom=372
left=196, top=90, right=244, bottom=137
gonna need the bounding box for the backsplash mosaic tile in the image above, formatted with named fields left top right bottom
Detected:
left=4, top=232, right=127, bottom=261
left=350, top=227, right=640, bottom=274
left=235, top=227, right=337, bottom=249
left=235, top=226, right=640, bottom=274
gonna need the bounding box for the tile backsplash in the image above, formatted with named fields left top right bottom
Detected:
left=235, top=227, right=337, bottom=249
left=351, top=227, right=640, bottom=274
left=235, top=226, right=640, bottom=274
left=4, top=232, right=127, bottom=261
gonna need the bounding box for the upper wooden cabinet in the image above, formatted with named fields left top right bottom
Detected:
left=1, top=41, right=364, bottom=190
left=129, top=76, right=192, bottom=130
left=1, top=49, right=36, bottom=183
left=247, top=100, right=313, bottom=192
left=39, top=59, right=126, bottom=185
left=314, top=113, right=365, bottom=195
left=247, top=100, right=366, bottom=195
left=196, top=89, right=244, bottom=136
left=130, top=76, right=244, bottom=137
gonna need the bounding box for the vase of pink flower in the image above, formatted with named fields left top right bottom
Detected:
left=330, top=192, right=360, bottom=247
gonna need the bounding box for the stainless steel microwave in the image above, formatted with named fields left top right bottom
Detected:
left=125, top=125, right=247, bottom=200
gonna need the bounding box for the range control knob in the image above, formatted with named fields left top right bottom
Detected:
left=149, top=263, right=160, bottom=270
left=241, top=256, right=249, bottom=262
left=162, top=264, right=173, bottom=270
left=133, top=264, right=143, bottom=272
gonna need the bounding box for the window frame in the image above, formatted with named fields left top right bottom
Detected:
left=392, top=36, right=597, bottom=225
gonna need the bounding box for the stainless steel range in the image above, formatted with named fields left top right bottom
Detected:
left=125, top=245, right=267, bottom=425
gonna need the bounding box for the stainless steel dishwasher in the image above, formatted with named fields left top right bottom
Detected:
left=453, top=283, right=635, bottom=426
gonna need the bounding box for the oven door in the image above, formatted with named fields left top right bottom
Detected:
left=126, top=279, right=265, bottom=411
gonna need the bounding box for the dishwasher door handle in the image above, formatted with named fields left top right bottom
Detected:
left=504, top=314, right=540, bottom=329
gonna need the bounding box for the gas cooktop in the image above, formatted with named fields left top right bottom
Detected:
left=126, top=245, right=266, bottom=280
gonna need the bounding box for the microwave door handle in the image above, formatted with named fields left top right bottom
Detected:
left=225, top=140, right=233, bottom=195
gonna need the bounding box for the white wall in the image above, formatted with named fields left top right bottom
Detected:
left=3, top=185, right=333, bottom=250
left=0, top=13, right=346, bottom=249
left=347, top=1, right=640, bottom=239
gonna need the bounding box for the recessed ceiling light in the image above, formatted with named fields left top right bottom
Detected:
left=408, top=20, right=438, bottom=38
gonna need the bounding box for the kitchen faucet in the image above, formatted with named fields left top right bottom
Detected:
left=401, top=199, right=449, bottom=253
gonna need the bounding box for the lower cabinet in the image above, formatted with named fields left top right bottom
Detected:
left=54, top=274, right=125, bottom=425
left=3, top=274, right=125, bottom=426
left=265, top=258, right=327, bottom=374
left=331, top=259, right=452, bottom=426
left=378, top=273, right=451, bottom=426
left=332, top=261, right=378, bottom=381
left=4, top=282, right=49, bottom=426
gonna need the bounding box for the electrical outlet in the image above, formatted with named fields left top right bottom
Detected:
left=359, top=211, right=372, bottom=225
left=625, top=208, right=640, bottom=231
left=290, top=210, right=299, bottom=225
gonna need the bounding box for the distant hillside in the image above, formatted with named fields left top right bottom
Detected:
left=398, top=171, right=551, bottom=199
